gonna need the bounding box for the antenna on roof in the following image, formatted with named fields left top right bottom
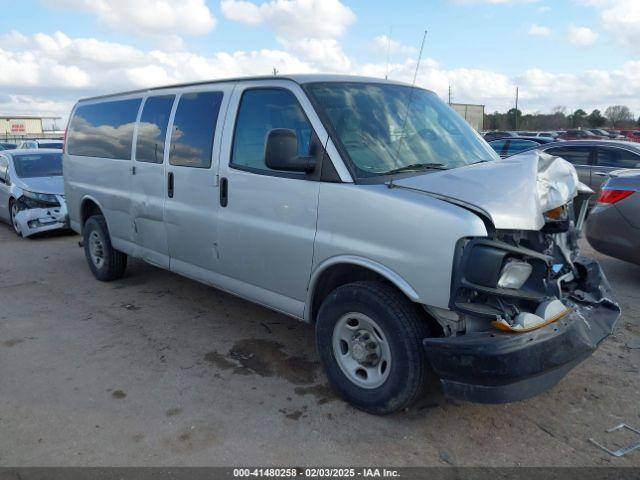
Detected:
left=389, top=29, right=427, bottom=189
left=272, top=67, right=279, bottom=76
left=385, top=26, right=392, bottom=80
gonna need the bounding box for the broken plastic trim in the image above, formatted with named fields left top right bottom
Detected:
left=491, top=306, right=571, bottom=333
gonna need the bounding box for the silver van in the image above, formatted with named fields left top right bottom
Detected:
left=64, top=75, right=619, bottom=414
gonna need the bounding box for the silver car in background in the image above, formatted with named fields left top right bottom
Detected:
left=0, top=149, right=68, bottom=237
left=64, top=75, right=620, bottom=414
left=587, top=169, right=640, bottom=265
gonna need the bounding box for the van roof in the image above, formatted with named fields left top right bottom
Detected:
left=78, top=74, right=415, bottom=102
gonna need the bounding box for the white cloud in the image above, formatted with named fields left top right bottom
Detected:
left=528, top=24, right=552, bottom=36
left=576, top=0, right=640, bottom=52
left=220, top=0, right=356, bottom=39
left=567, top=24, right=599, bottom=47
left=372, top=35, right=417, bottom=57
left=2, top=29, right=640, bottom=122
left=451, top=0, right=540, bottom=4
left=45, top=0, right=216, bottom=36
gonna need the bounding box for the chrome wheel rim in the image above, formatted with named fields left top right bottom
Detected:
left=89, top=230, right=105, bottom=269
left=10, top=202, right=20, bottom=234
left=332, top=312, right=391, bottom=389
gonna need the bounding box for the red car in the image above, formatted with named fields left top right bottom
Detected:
left=619, top=130, right=640, bottom=143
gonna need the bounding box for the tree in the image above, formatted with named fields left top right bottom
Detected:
left=605, top=105, right=634, bottom=128
left=570, top=109, right=588, bottom=128
left=587, top=109, right=606, bottom=128
left=507, top=108, right=521, bottom=130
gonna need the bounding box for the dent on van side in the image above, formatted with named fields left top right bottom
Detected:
left=63, top=75, right=619, bottom=415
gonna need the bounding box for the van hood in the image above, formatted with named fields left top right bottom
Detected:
left=17, top=175, right=64, bottom=195
left=392, top=150, right=580, bottom=231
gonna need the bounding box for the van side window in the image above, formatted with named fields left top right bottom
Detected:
left=231, top=89, right=312, bottom=173
left=169, top=91, right=223, bottom=168
left=136, top=95, right=175, bottom=164
left=67, top=98, right=141, bottom=159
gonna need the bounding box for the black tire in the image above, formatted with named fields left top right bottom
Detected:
left=8, top=199, right=22, bottom=237
left=83, top=215, right=127, bottom=281
left=316, top=281, right=431, bottom=415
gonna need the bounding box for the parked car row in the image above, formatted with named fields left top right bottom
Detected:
left=483, top=128, right=636, bottom=142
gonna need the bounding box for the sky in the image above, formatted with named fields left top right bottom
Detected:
left=0, top=0, right=639, bottom=124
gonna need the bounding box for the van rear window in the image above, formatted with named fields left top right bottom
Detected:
left=67, top=98, right=142, bottom=159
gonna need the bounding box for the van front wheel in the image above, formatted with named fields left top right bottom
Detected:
left=316, top=281, right=431, bottom=415
left=83, top=215, right=127, bottom=281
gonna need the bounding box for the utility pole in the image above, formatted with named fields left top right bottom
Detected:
left=448, top=85, right=451, bottom=105
left=514, top=86, right=519, bottom=130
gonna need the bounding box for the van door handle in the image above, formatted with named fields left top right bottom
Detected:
left=220, top=177, right=228, bottom=207
left=167, top=172, right=174, bottom=198
left=593, top=171, right=608, bottom=177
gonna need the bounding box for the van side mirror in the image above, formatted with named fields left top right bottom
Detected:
left=265, top=129, right=316, bottom=173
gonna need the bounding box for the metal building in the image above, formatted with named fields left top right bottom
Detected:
left=450, top=103, right=485, bottom=131
left=0, top=115, right=62, bottom=141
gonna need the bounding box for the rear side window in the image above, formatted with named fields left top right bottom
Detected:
left=506, top=139, right=537, bottom=155
left=67, top=98, right=141, bottom=159
left=136, top=95, right=175, bottom=163
left=169, top=91, right=223, bottom=168
left=231, top=89, right=312, bottom=173
left=546, top=146, right=592, bottom=165
left=489, top=139, right=507, bottom=154
left=597, top=147, right=640, bottom=169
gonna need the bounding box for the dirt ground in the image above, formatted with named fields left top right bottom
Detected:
left=0, top=223, right=638, bottom=467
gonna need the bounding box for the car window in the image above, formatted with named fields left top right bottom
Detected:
left=231, top=88, right=312, bottom=173
left=136, top=95, right=175, bottom=164
left=67, top=98, right=142, bottom=159
left=545, top=146, right=592, bottom=165
left=0, top=156, right=8, bottom=183
left=506, top=139, right=538, bottom=155
left=169, top=91, right=223, bottom=168
left=597, top=147, right=640, bottom=169
left=12, top=153, right=63, bottom=178
left=37, top=142, right=62, bottom=149
left=489, top=139, right=507, bottom=154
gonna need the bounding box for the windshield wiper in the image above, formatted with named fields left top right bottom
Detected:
left=386, top=163, right=448, bottom=174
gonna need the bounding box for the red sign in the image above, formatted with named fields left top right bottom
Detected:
left=10, top=122, right=26, bottom=133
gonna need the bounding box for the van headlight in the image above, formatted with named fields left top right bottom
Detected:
left=497, top=260, right=533, bottom=289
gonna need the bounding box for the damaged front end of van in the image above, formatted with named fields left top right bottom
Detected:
left=396, top=151, right=620, bottom=403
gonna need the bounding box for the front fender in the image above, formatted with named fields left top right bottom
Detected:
left=304, top=255, right=421, bottom=322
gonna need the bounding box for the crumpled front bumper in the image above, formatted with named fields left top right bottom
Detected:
left=423, top=257, right=620, bottom=403
left=15, top=195, right=68, bottom=237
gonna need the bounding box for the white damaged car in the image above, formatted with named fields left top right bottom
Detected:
left=0, top=149, right=68, bottom=237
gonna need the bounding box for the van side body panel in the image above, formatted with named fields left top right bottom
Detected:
left=310, top=183, right=488, bottom=314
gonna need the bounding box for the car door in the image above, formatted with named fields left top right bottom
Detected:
left=216, top=81, right=325, bottom=317
left=164, top=86, right=231, bottom=280
left=593, top=146, right=640, bottom=192
left=130, top=94, right=176, bottom=268
left=0, top=155, right=10, bottom=222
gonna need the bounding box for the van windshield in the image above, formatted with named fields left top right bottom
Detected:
left=306, top=82, right=499, bottom=178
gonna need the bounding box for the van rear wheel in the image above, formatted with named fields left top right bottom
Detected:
left=316, top=281, right=431, bottom=415
left=83, top=215, right=127, bottom=281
